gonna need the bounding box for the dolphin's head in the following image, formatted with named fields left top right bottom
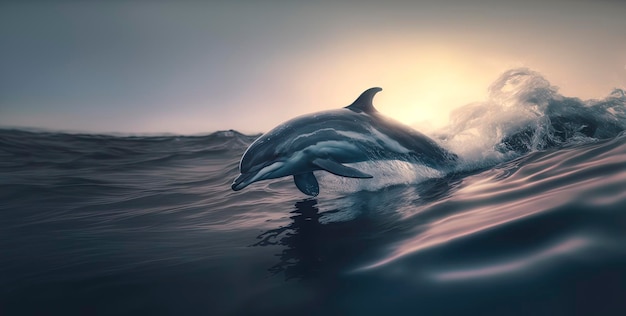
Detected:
left=231, top=133, right=292, bottom=191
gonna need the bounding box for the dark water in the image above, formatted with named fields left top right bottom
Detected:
left=2, top=70, right=626, bottom=315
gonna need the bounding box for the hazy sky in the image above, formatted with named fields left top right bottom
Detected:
left=1, top=0, right=625, bottom=134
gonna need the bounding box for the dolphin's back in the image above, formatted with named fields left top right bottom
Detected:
left=244, top=108, right=455, bottom=171
left=244, top=110, right=373, bottom=169
left=372, top=113, right=457, bottom=167
left=238, top=113, right=355, bottom=173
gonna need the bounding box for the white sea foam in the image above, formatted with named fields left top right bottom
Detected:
left=431, top=68, right=626, bottom=171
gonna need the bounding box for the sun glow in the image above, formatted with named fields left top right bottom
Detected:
left=355, top=49, right=506, bottom=133
left=379, top=58, right=492, bottom=132
left=280, top=36, right=512, bottom=134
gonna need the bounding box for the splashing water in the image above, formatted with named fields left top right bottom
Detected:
left=436, top=68, right=626, bottom=169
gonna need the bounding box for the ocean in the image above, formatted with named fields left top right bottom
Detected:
left=1, top=69, right=626, bottom=315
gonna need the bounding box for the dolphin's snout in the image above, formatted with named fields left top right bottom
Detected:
left=231, top=173, right=250, bottom=191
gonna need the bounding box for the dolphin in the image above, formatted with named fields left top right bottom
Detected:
left=231, top=87, right=457, bottom=196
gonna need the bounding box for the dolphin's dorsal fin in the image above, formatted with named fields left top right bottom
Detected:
left=345, top=87, right=382, bottom=113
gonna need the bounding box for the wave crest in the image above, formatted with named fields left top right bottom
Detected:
left=437, top=68, right=626, bottom=168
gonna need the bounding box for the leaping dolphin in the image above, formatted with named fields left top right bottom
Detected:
left=231, top=87, right=457, bottom=196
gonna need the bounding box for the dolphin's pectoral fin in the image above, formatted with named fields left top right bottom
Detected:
left=313, top=158, right=373, bottom=178
left=294, top=172, right=319, bottom=196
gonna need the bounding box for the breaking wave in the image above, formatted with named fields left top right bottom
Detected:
left=435, top=68, right=626, bottom=169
